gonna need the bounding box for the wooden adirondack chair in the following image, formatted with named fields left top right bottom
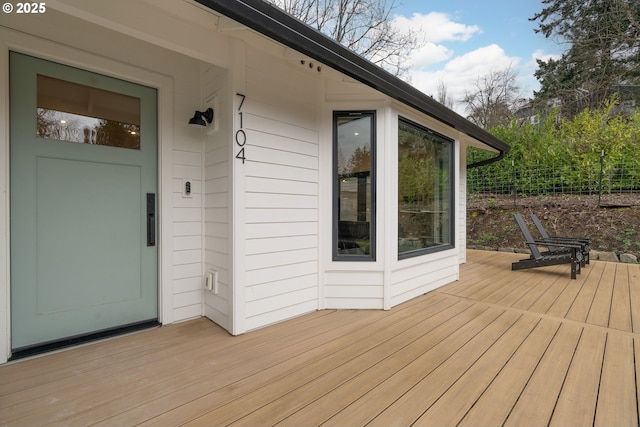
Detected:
left=512, top=213, right=583, bottom=279
left=530, top=214, right=590, bottom=265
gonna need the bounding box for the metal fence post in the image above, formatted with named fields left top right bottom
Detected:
left=598, top=150, right=604, bottom=208
left=512, top=160, right=516, bottom=208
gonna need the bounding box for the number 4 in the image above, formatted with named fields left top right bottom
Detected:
left=235, top=147, right=246, bottom=164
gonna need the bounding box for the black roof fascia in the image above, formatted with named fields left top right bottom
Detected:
left=195, top=0, right=510, bottom=159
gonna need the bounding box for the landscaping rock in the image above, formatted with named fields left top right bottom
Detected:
left=591, top=250, right=619, bottom=262
left=620, top=253, right=638, bottom=263
left=498, top=247, right=515, bottom=253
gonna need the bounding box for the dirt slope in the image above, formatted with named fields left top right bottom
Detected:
left=467, top=193, right=640, bottom=260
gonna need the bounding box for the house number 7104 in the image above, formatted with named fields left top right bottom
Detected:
left=235, top=93, right=246, bottom=164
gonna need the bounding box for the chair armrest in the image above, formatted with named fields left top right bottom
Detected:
left=527, top=240, right=584, bottom=249
left=540, top=237, right=590, bottom=246
left=545, top=236, right=590, bottom=243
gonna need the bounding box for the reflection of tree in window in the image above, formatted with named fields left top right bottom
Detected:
left=334, top=111, right=375, bottom=260
left=398, top=118, right=452, bottom=257
left=95, top=119, right=140, bottom=149
left=36, top=74, right=141, bottom=149
left=37, top=109, right=83, bottom=142
left=343, top=145, right=370, bottom=175
left=36, top=109, right=140, bottom=149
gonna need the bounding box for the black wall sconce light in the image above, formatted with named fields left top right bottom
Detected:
left=188, top=107, right=214, bottom=127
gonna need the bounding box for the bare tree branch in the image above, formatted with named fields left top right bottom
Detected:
left=269, top=0, right=422, bottom=78
left=460, top=65, right=525, bottom=128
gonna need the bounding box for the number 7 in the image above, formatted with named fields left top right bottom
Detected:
left=236, top=93, right=246, bottom=111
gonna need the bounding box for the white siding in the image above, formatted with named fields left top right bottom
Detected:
left=203, top=65, right=232, bottom=330
left=320, top=80, right=389, bottom=310
left=390, top=250, right=459, bottom=307
left=168, top=52, right=207, bottom=322
left=240, top=46, right=320, bottom=331
left=324, top=271, right=384, bottom=309
left=172, top=127, right=204, bottom=321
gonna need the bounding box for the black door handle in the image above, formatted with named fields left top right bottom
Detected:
left=147, top=193, right=155, bottom=246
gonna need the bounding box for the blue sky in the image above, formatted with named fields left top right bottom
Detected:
left=391, top=0, right=564, bottom=113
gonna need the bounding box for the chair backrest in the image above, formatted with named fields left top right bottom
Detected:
left=514, top=213, right=542, bottom=259
left=530, top=214, right=558, bottom=251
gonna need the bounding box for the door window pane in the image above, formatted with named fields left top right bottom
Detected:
left=398, top=118, right=454, bottom=258
left=37, top=75, right=141, bottom=149
left=334, top=111, right=376, bottom=260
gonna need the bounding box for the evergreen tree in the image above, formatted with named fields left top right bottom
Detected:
left=531, top=0, right=640, bottom=116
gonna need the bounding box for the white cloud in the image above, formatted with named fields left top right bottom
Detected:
left=391, top=11, right=543, bottom=114
left=408, top=42, right=453, bottom=69
left=409, top=44, right=521, bottom=114
left=530, top=49, right=561, bottom=64
left=392, top=12, right=481, bottom=70
left=516, top=49, right=563, bottom=100
left=393, top=12, right=480, bottom=43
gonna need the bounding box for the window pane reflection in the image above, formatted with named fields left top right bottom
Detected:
left=37, top=75, right=141, bottom=149
left=334, top=112, right=375, bottom=259
left=398, top=118, right=453, bottom=257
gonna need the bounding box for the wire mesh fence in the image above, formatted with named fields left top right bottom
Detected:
left=467, top=160, right=640, bottom=199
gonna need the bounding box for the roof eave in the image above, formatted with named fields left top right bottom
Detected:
left=194, top=0, right=510, bottom=159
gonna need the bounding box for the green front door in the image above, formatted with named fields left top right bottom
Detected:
left=10, top=52, right=158, bottom=351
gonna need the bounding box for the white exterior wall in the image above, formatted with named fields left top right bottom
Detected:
left=171, top=88, right=206, bottom=323
left=387, top=106, right=462, bottom=308
left=237, top=46, right=321, bottom=332
left=203, top=65, right=232, bottom=331
left=0, top=0, right=493, bottom=361
left=321, top=80, right=387, bottom=310
left=318, top=97, right=464, bottom=311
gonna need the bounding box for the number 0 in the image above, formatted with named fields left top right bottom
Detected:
left=235, top=129, right=246, bottom=146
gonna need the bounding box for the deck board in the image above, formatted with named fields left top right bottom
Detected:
left=413, top=316, right=541, bottom=425
left=335, top=309, right=519, bottom=427
left=549, top=327, right=606, bottom=427
left=229, top=301, right=476, bottom=426
left=456, top=319, right=564, bottom=427
left=546, top=266, right=591, bottom=318
left=1, top=250, right=639, bottom=426
left=565, top=260, right=605, bottom=322
left=504, top=323, right=583, bottom=426
left=586, top=262, right=617, bottom=327
left=276, top=304, right=491, bottom=426
left=610, top=263, right=632, bottom=331
left=180, top=299, right=470, bottom=426
left=594, top=333, right=638, bottom=427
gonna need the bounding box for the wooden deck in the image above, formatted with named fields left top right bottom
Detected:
left=1, top=249, right=639, bottom=426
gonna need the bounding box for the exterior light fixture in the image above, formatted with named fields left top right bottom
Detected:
left=188, top=107, right=214, bottom=126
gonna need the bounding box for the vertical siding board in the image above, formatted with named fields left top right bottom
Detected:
left=230, top=40, right=248, bottom=334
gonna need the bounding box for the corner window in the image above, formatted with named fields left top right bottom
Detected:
left=398, top=117, right=454, bottom=259
left=333, top=111, right=376, bottom=260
